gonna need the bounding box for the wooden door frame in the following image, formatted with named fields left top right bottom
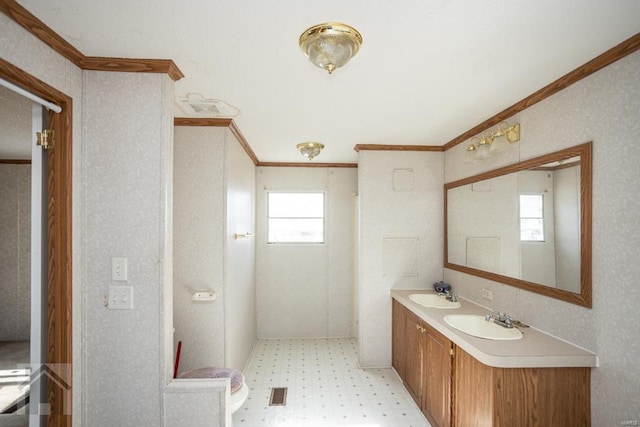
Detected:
left=0, top=57, right=73, bottom=427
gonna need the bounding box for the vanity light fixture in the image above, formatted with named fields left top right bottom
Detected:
left=297, top=142, right=325, bottom=160
left=465, top=122, right=521, bottom=163
left=299, top=22, right=363, bottom=74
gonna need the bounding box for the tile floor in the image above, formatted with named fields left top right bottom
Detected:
left=233, top=338, right=431, bottom=427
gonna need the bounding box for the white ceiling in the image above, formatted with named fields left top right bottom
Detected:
left=15, top=0, right=640, bottom=163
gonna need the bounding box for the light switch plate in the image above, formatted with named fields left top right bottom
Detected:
left=112, top=257, right=128, bottom=281
left=108, top=286, right=133, bottom=310
left=482, top=288, right=493, bottom=301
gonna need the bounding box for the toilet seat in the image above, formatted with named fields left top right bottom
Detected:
left=179, top=366, right=248, bottom=413
left=179, top=367, right=244, bottom=393
left=174, top=341, right=249, bottom=413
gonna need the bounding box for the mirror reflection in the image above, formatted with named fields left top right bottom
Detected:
left=445, top=143, right=592, bottom=307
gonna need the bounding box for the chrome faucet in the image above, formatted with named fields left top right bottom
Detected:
left=485, top=311, right=514, bottom=328
left=445, top=290, right=458, bottom=303
left=438, top=290, right=458, bottom=302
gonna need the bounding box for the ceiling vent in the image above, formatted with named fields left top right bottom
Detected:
left=176, top=93, right=239, bottom=117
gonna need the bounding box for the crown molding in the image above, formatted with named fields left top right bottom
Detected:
left=82, top=57, right=184, bottom=81
left=0, top=0, right=184, bottom=81
left=442, top=32, right=640, bottom=151
left=257, top=162, right=358, bottom=168
left=5, top=0, right=638, bottom=159
left=354, top=144, right=444, bottom=152
left=0, top=0, right=85, bottom=67
left=174, top=117, right=260, bottom=165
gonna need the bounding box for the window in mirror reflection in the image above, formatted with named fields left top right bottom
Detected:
left=445, top=142, right=591, bottom=305
left=520, top=194, right=545, bottom=241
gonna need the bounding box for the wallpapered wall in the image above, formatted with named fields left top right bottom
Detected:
left=255, top=167, right=356, bottom=339
left=444, top=51, right=640, bottom=425
left=0, top=164, right=31, bottom=341
left=82, top=70, right=174, bottom=426
left=173, top=126, right=226, bottom=372
left=1, top=12, right=85, bottom=423
left=358, top=151, right=444, bottom=367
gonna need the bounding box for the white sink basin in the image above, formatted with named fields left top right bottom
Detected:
left=444, top=314, right=523, bottom=340
left=409, top=293, right=461, bottom=309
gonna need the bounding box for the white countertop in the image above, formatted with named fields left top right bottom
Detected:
left=391, top=289, right=598, bottom=368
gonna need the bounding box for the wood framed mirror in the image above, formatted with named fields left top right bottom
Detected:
left=445, top=142, right=592, bottom=307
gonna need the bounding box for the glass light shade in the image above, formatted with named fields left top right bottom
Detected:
left=297, top=142, right=325, bottom=160
left=476, top=138, right=492, bottom=159
left=299, top=23, right=362, bottom=74
left=489, top=135, right=509, bottom=153
left=464, top=144, right=477, bottom=163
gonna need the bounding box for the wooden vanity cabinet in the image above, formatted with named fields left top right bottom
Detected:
left=423, top=325, right=452, bottom=427
left=453, top=348, right=591, bottom=427
left=392, top=300, right=453, bottom=427
left=404, top=310, right=424, bottom=404
left=392, top=299, right=406, bottom=379
left=392, top=298, right=591, bottom=427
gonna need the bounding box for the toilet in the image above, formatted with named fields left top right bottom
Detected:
left=179, top=366, right=249, bottom=413
left=174, top=341, right=249, bottom=413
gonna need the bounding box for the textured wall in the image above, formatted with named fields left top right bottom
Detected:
left=447, top=173, right=520, bottom=277
left=553, top=165, right=580, bottom=291
left=83, top=71, right=173, bottom=426
left=444, top=50, right=640, bottom=425
left=0, top=164, right=31, bottom=341
left=173, top=125, right=257, bottom=374
left=0, top=13, right=85, bottom=424
left=173, top=127, right=226, bottom=372
left=224, top=130, right=256, bottom=371
left=256, top=167, right=357, bottom=338
left=0, top=87, right=32, bottom=341
left=358, top=151, right=443, bottom=367
left=0, top=87, right=32, bottom=158
left=518, top=170, right=557, bottom=286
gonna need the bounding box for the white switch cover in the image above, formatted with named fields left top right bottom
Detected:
left=112, top=257, right=128, bottom=281
left=108, top=286, right=133, bottom=310
left=482, top=288, right=493, bottom=301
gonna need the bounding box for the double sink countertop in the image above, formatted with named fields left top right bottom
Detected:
left=391, top=289, right=598, bottom=369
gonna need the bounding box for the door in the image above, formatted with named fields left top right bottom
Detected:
left=30, top=102, right=48, bottom=427
left=423, top=325, right=452, bottom=427
left=391, top=300, right=406, bottom=378
left=0, top=87, right=47, bottom=427
left=404, top=310, right=423, bottom=405
left=1, top=60, right=73, bottom=427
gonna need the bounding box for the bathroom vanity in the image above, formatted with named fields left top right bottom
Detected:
left=391, top=290, right=596, bottom=427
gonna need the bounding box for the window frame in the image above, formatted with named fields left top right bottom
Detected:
left=266, top=191, right=326, bottom=245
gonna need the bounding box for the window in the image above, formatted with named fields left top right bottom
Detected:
left=267, top=192, right=325, bottom=243
left=520, top=194, right=544, bottom=241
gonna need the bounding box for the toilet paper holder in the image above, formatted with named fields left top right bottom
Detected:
left=192, top=291, right=216, bottom=302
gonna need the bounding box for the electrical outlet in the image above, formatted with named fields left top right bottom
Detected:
left=112, top=257, right=128, bottom=281
left=482, top=288, right=493, bottom=301
left=108, top=286, right=133, bottom=310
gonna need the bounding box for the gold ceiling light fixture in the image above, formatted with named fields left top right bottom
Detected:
left=297, top=142, right=325, bottom=160
left=465, top=121, right=521, bottom=163
left=299, top=22, right=363, bottom=74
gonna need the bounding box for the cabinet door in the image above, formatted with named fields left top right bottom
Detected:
left=423, top=325, right=452, bottom=427
left=392, top=300, right=406, bottom=379
left=404, top=311, right=424, bottom=405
